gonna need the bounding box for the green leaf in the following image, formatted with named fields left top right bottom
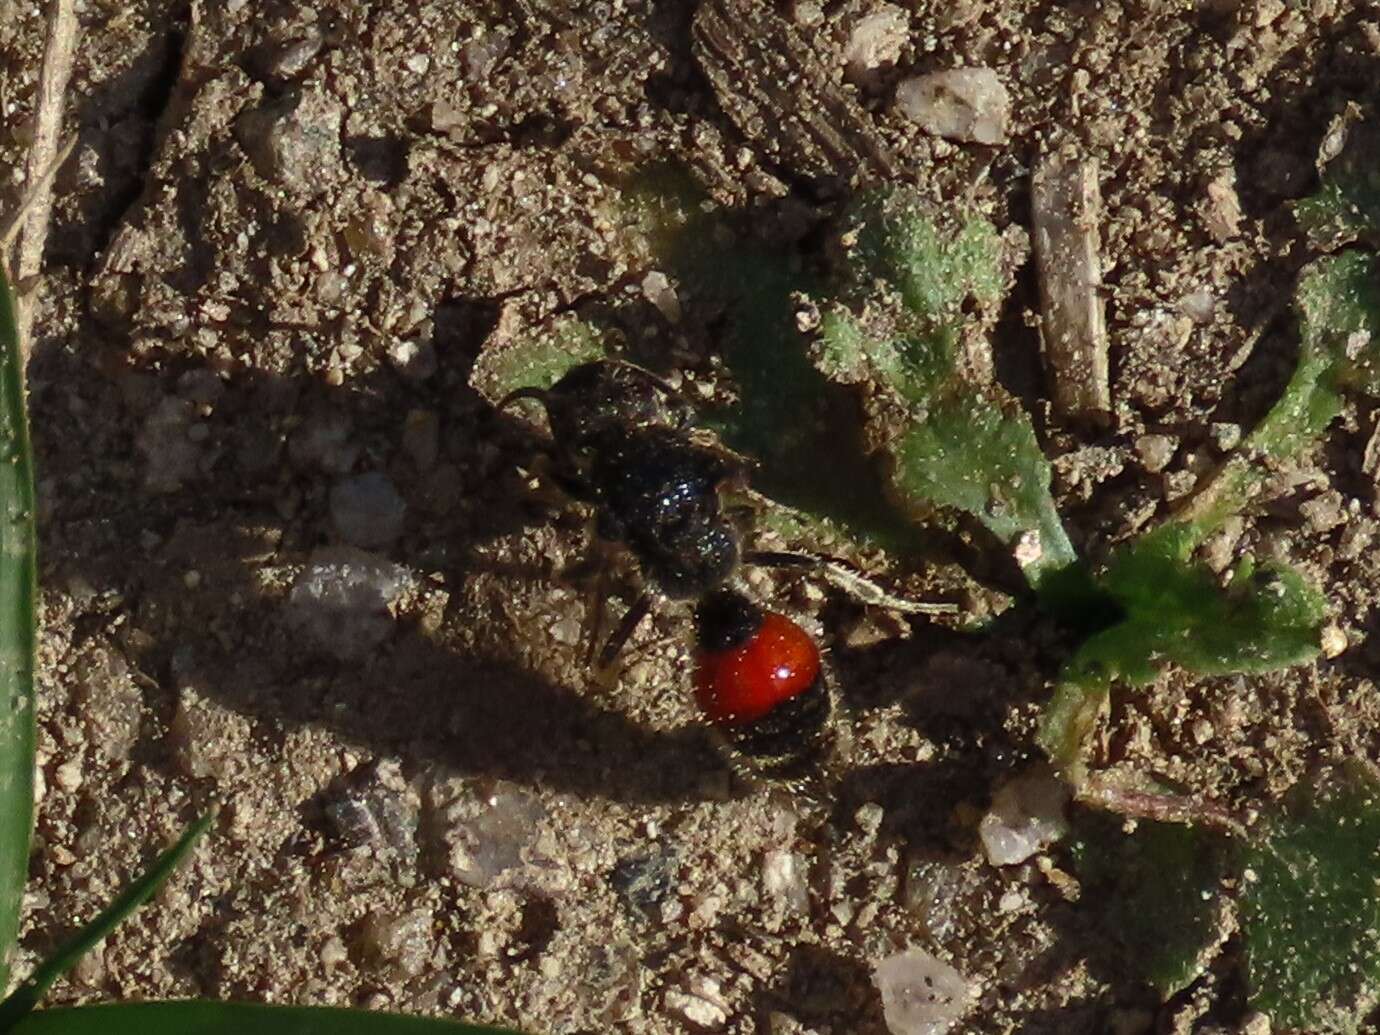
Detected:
left=4, top=1002, right=524, bottom=1035
left=809, top=190, right=1075, bottom=585
left=1241, top=768, right=1380, bottom=1033
left=467, top=313, right=608, bottom=406
left=0, top=813, right=214, bottom=1026
left=1068, top=815, right=1229, bottom=997
left=1294, top=115, right=1380, bottom=251
left=1038, top=527, right=1324, bottom=773
left=1250, top=251, right=1380, bottom=459
left=0, top=264, right=36, bottom=990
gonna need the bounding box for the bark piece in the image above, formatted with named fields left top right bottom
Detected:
left=1031, top=150, right=1110, bottom=422
left=693, top=0, right=896, bottom=185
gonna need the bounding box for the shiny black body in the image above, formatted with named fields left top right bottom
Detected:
left=510, top=361, right=743, bottom=600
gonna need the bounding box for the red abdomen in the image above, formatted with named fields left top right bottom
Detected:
left=693, top=612, right=821, bottom=727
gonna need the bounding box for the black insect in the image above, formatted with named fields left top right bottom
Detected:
left=498, top=359, right=951, bottom=781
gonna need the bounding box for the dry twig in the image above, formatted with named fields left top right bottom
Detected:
left=6, top=0, right=79, bottom=361
left=1031, top=148, right=1110, bottom=423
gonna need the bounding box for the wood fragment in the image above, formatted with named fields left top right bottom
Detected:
left=8, top=0, right=79, bottom=360
left=692, top=0, right=896, bottom=186
left=0, top=134, right=76, bottom=257
left=1031, top=150, right=1110, bottom=422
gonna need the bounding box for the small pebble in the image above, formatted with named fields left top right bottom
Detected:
left=843, top=5, right=908, bottom=88
left=1179, top=289, right=1216, bottom=325
left=234, top=87, right=344, bottom=195
left=895, top=68, right=1010, bottom=144
left=264, top=29, right=324, bottom=79
left=665, top=978, right=729, bottom=1030
left=286, top=547, right=413, bottom=661
left=331, top=472, right=407, bottom=547
left=762, top=849, right=809, bottom=913
left=388, top=338, right=438, bottom=381
left=979, top=768, right=1070, bottom=866
left=873, top=946, right=970, bottom=1035
left=361, top=908, right=433, bottom=978
left=1321, top=624, right=1348, bottom=658
left=1135, top=434, right=1177, bottom=474
left=641, top=271, right=682, bottom=323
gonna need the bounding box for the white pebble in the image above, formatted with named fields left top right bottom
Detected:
left=979, top=769, right=1070, bottom=866
left=895, top=68, right=1010, bottom=144
left=873, top=947, right=970, bottom=1035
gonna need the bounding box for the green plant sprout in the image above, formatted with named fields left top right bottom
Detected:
left=0, top=267, right=524, bottom=1034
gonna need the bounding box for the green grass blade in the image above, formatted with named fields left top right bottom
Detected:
left=4, top=1003, right=526, bottom=1035
left=0, top=813, right=213, bottom=1025
left=0, top=264, right=37, bottom=991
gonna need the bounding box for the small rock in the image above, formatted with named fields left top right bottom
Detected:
left=435, top=780, right=547, bottom=889
left=286, top=547, right=413, bottom=661
left=978, top=768, right=1070, bottom=866
left=611, top=849, right=679, bottom=918
left=855, top=802, right=885, bottom=837
left=1209, top=422, right=1242, bottom=451
left=895, top=68, right=1010, bottom=145
left=137, top=397, right=202, bottom=492
left=1201, top=172, right=1243, bottom=243
left=331, top=472, right=407, bottom=547
left=872, top=946, right=970, bottom=1035
left=263, top=29, right=324, bottom=79
left=361, top=908, right=434, bottom=978
left=762, top=849, right=810, bottom=914
left=320, top=935, right=348, bottom=968
left=1320, top=624, right=1348, bottom=658
left=322, top=761, right=419, bottom=864
left=460, top=27, right=512, bottom=81
left=665, top=977, right=730, bottom=1030
left=1300, top=490, right=1345, bottom=533
left=843, top=5, right=909, bottom=89
left=1179, top=289, right=1217, bottom=325
left=169, top=684, right=252, bottom=780
left=1135, top=433, right=1177, bottom=474
left=74, top=646, right=142, bottom=761
left=388, top=338, right=438, bottom=381
left=641, top=271, right=682, bottom=324
left=1162, top=468, right=1198, bottom=502
left=235, top=87, right=344, bottom=195
left=54, top=759, right=83, bottom=793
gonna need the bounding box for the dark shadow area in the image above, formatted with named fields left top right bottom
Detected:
left=754, top=945, right=888, bottom=1035
left=47, top=4, right=190, bottom=269
left=26, top=280, right=730, bottom=807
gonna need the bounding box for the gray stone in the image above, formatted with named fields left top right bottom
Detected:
left=330, top=472, right=407, bottom=547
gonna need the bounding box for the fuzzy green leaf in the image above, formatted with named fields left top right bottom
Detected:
left=1038, top=527, right=1324, bottom=771
left=4, top=1002, right=523, bottom=1035
left=0, top=265, right=36, bottom=990
left=1068, top=815, right=1228, bottom=997
left=1241, top=769, right=1380, bottom=1033
left=846, top=191, right=1006, bottom=320
left=1294, top=118, right=1380, bottom=251
left=468, top=314, right=607, bottom=406
left=1251, top=251, right=1380, bottom=459
left=0, top=813, right=213, bottom=1027
left=812, top=192, right=1075, bottom=584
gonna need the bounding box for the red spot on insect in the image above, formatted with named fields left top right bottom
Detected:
left=693, top=612, right=820, bottom=726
